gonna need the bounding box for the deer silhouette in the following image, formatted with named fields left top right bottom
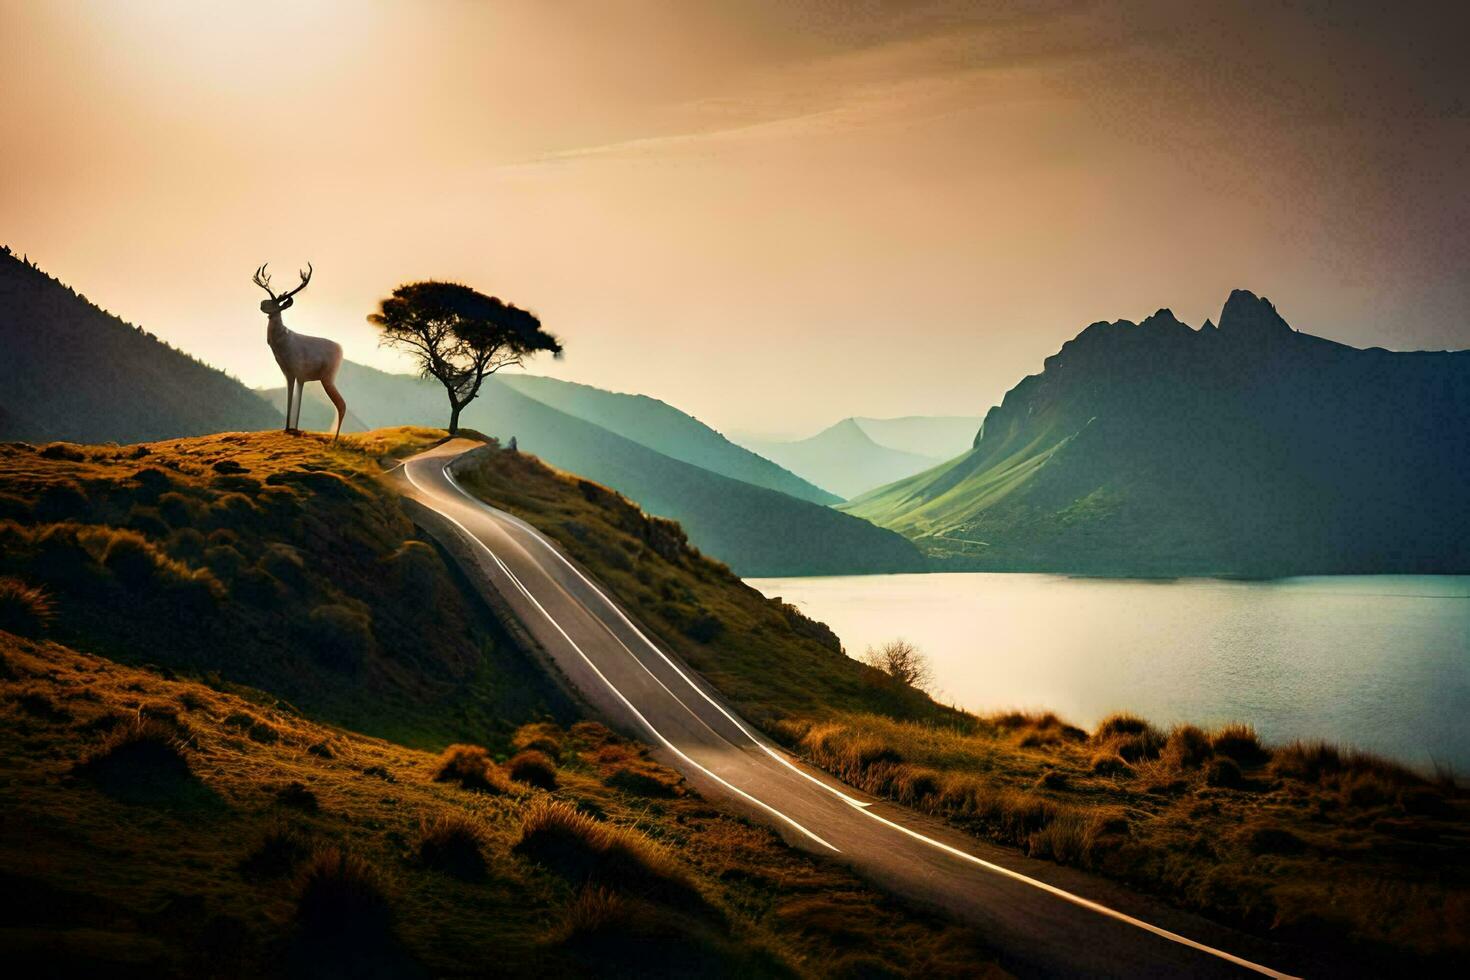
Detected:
left=254, top=262, right=346, bottom=439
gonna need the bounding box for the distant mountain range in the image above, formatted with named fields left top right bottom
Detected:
left=849, top=416, right=981, bottom=460
left=497, top=374, right=838, bottom=504
left=843, top=290, right=1470, bottom=575
left=267, top=362, right=925, bottom=576
left=0, top=247, right=280, bottom=442
left=738, top=418, right=957, bottom=499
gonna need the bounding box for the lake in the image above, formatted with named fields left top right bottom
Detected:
left=747, top=573, right=1470, bottom=772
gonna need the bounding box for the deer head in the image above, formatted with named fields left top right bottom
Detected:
left=253, top=262, right=313, bottom=314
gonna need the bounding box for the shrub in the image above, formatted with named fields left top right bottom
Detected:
left=1160, top=724, right=1214, bottom=769
left=507, top=749, right=558, bottom=789
left=0, top=576, right=55, bottom=636
left=1210, top=723, right=1268, bottom=765
left=417, top=812, right=488, bottom=881
left=294, top=847, right=392, bottom=942
left=434, top=744, right=513, bottom=794
left=514, top=800, right=705, bottom=909
left=1205, top=757, right=1244, bottom=788
left=861, top=639, right=933, bottom=691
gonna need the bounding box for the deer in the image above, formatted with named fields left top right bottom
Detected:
left=253, top=262, right=347, bottom=439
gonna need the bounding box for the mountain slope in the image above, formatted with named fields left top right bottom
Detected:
left=842, top=290, right=1470, bottom=574
left=498, top=374, right=839, bottom=504
left=272, top=362, right=924, bottom=576
left=740, top=418, right=943, bottom=500
left=853, top=415, right=982, bottom=459
left=0, top=247, right=281, bottom=442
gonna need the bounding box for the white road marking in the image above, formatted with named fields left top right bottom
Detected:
left=401, top=460, right=840, bottom=853
left=415, top=451, right=1298, bottom=979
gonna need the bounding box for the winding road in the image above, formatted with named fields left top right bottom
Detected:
left=394, top=440, right=1309, bottom=979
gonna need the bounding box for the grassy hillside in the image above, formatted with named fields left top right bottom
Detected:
left=270, top=362, right=926, bottom=577
left=0, top=247, right=281, bottom=443
left=454, top=442, right=1469, bottom=971
left=0, top=635, right=1004, bottom=978
left=0, top=427, right=572, bottom=748
left=451, top=443, right=953, bottom=728
left=740, top=419, right=943, bottom=501
left=500, top=374, right=840, bottom=505
left=844, top=293, right=1470, bottom=574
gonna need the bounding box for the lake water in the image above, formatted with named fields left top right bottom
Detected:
left=747, top=573, right=1470, bottom=772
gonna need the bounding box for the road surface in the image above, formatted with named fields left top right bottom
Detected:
left=394, top=440, right=1309, bottom=979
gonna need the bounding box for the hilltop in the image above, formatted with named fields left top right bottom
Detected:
left=0, top=247, right=281, bottom=443
left=843, top=291, right=1470, bottom=574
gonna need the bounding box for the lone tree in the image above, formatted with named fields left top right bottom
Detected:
left=370, top=281, right=561, bottom=435
left=861, top=639, right=933, bottom=692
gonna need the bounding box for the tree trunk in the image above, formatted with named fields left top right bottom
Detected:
left=448, top=400, right=462, bottom=435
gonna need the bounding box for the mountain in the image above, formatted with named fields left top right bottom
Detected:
left=497, top=374, right=839, bottom=504
left=0, top=247, right=281, bottom=442
left=268, top=361, right=925, bottom=576
left=842, top=290, right=1470, bottom=575
left=739, top=418, right=944, bottom=500
left=852, top=416, right=981, bottom=460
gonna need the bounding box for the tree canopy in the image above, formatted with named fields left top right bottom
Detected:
left=370, top=281, right=561, bottom=434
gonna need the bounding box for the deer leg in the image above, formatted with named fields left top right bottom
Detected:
left=321, top=378, right=346, bottom=441
left=291, top=379, right=305, bottom=432
left=283, top=376, right=295, bottom=432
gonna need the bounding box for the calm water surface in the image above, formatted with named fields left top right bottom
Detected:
left=747, top=574, right=1470, bottom=771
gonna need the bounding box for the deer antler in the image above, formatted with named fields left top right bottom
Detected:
left=252, top=264, right=278, bottom=299
left=278, top=262, right=313, bottom=302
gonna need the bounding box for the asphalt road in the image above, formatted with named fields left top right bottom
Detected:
left=394, top=440, right=1309, bottom=979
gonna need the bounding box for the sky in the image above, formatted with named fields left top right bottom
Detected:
left=3, top=0, right=1467, bottom=439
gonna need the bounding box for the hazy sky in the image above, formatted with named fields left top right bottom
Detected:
left=4, top=1, right=1467, bottom=438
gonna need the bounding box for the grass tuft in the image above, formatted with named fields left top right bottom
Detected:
left=1210, top=723, right=1269, bottom=765
left=294, top=847, right=393, bottom=943
left=433, top=744, right=514, bottom=794
left=506, top=749, right=558, bottom=790
left=75, top=717, right=213, bottom=806
left=0, top=576, right=55, bottom=636
left=417, top=812, right=489, bottom=882
left=514, top=799, right=705, bottom=910
left=1160, top=724, right=1214, bottom=769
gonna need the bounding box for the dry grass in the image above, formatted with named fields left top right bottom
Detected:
left=782, top=709, right=1469, bottom=967
left=1, top=635, right=999, bottom=976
